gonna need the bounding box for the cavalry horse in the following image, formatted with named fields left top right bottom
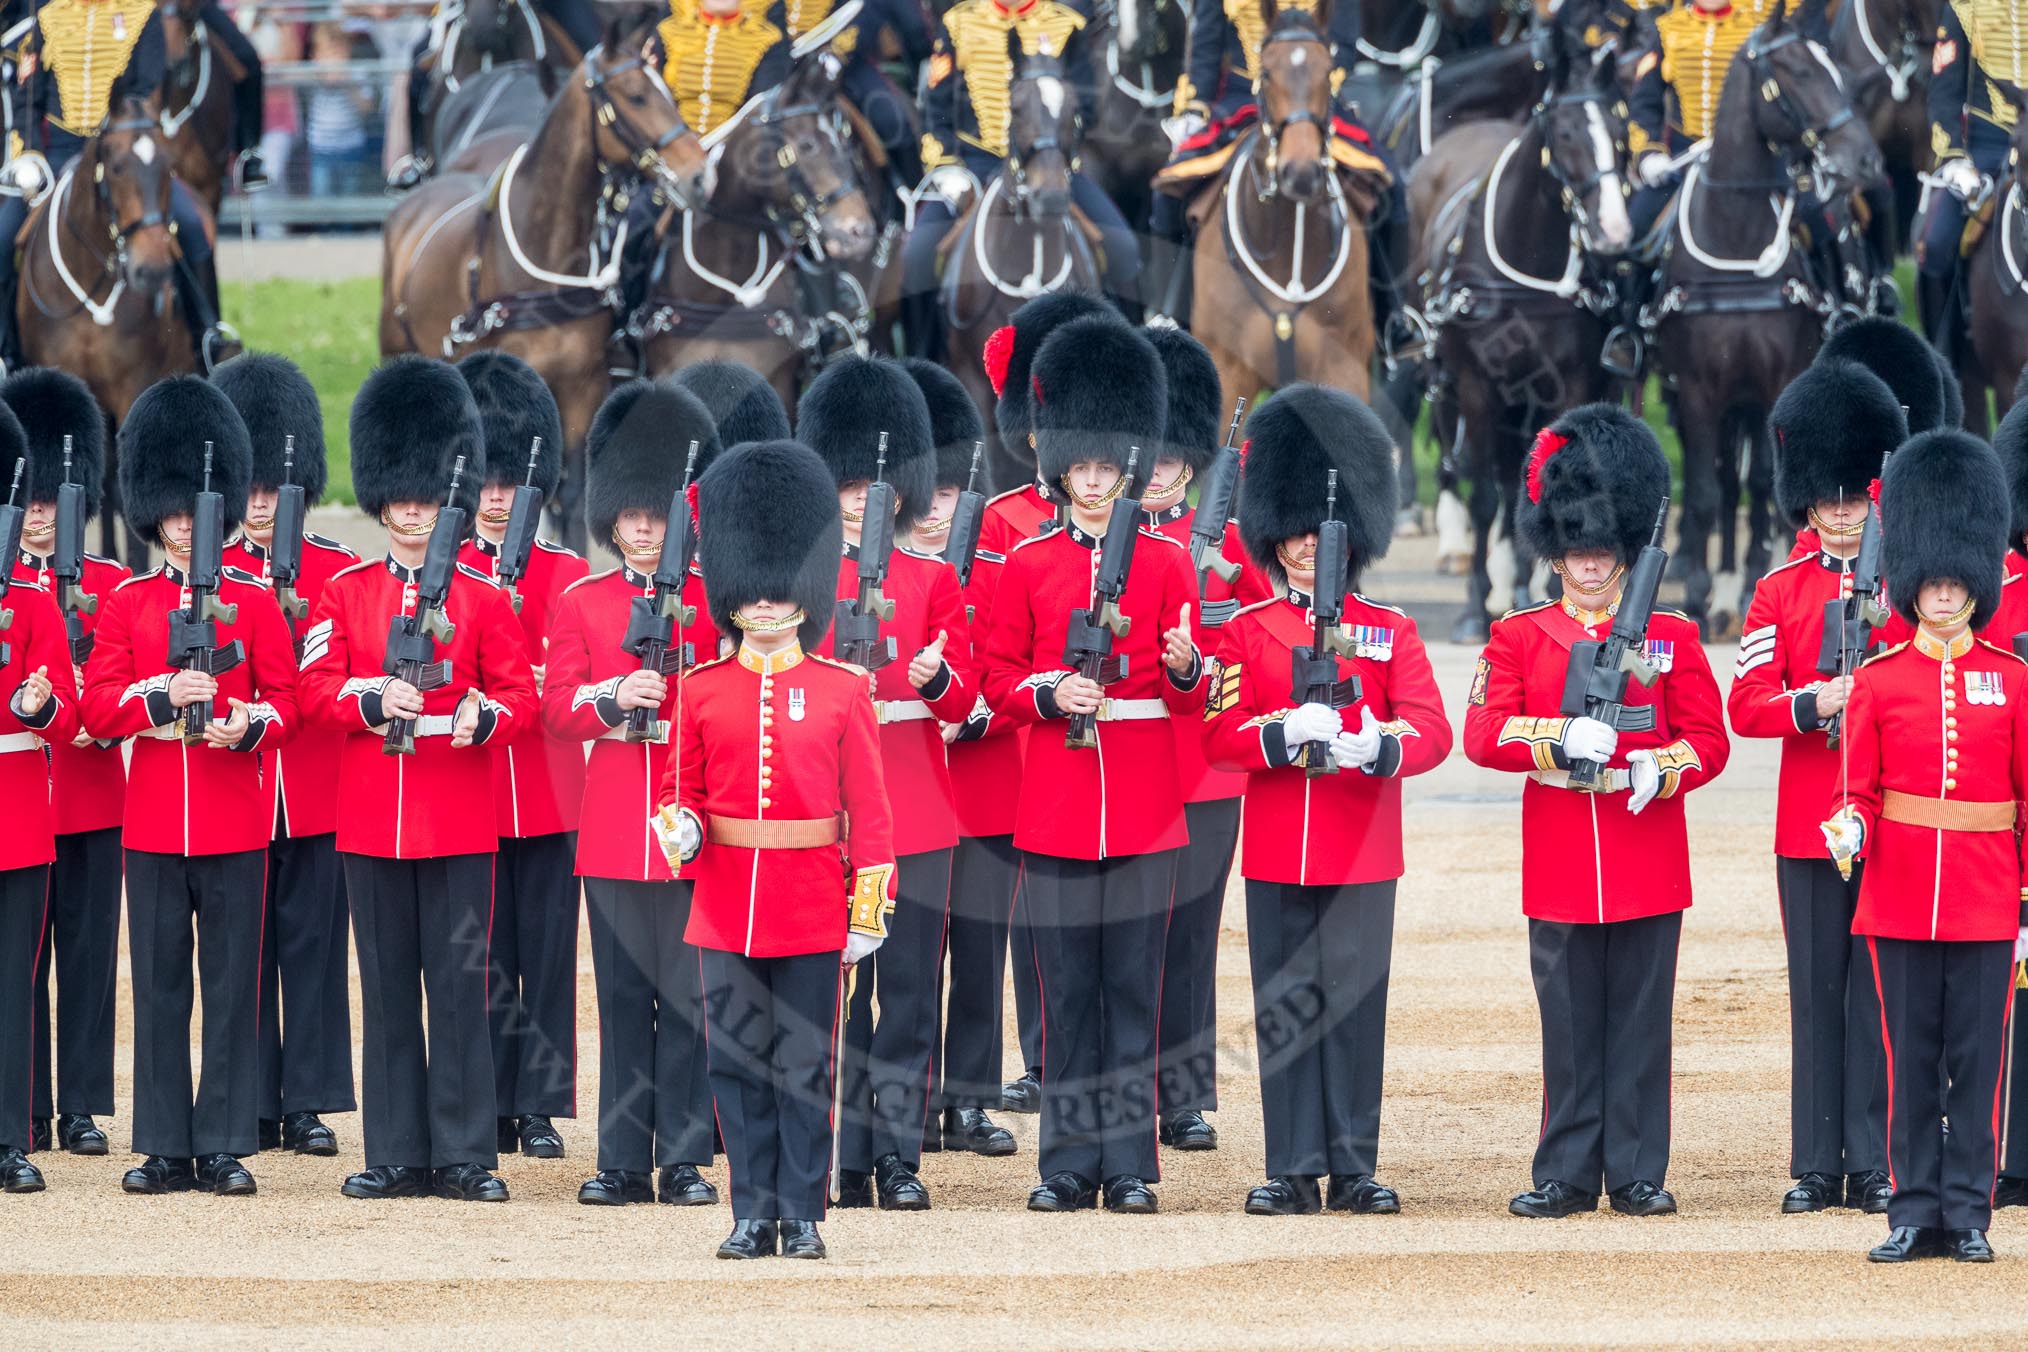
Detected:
left=413, top=0, right=584, bottom=177
left=1950, top=82, right=2028, bottom=430
left=1646, top=2, right=1882, bottom=632
left=381, top=21, right=713, bottom=549
left=635, top=33, right=879, bottom=412
left=1182, top=5, right=1385, bottom=412
left=1082, top=0, right=1189, bottom=287
left=156, top=0, right=245, bottom=216
left=18, top=102, right=206, bottom=559
left=1829, top=0, right=1939, bottom=256
left=1406, top=36, right=1633, bottom=641
left=934, top=35, right=1104, bottom=490
left=432, top=63, right=554, bottom=176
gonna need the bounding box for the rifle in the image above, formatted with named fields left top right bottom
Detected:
left=620, top=439, right=701, bottom=743
left=493, top=436, right=545, bottom=615
left=381, top=455, right=468, bottom=757
left=52, top=435, right=97, bottom=663
left=1557, top=498, right=1670, bottom=792
left=1814, top=489, right=1887, bottom=747
left=1287, top=469, right=1362, bottom=778
left=268, top=434, right=309, bottom=627
left=946, top=441, right=988, bottom=590
left=832, top=433, right=898, bottom=672
left=1187, top=399, right=1246, bottom=587
left=0, top=457, right=23, bottom=668
left=165, top=442, right=247, bottom=746
left=1062, top=446, right=1143, bottom=751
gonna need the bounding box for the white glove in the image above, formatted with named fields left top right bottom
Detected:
left=1626, top=748, right=1660, bottom=814
left=1938, top=156, right=1984, bottom=200
left=2015, top=926, right=2028, bottom=964
left=1821, top=809, right=1864, bottom=868
left=844, top=931, right=883, bottom=966
left=1162, top=111, right=1208, bottom=152
left=1283, top=701, right=1344, bottom=748
left=650, top=805, right=701, bottom=869
left=1561, top=716, right=1618, bottom=765
left=1635, top=151, right=1672, bottom=189
left=924, top=165, right=974, bottom=206
left=0, top=150, right=50, bottom=200
left=1330, top=707, right=1383, bottom=771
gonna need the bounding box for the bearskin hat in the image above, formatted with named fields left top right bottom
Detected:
left=1935, top=345, right=1964, bottom=429
left=1818, top=318, right=1949, bottom=435
left=349, top=355, right=485, bottom=525
left=1238, top=385, right=1397, bottom=587
left=1989, top=396, right=2028, bottom=556
left=670, top=360, right=791, bottom=448
left=901, top=357, right=985, bottom=490
left=1519, top=403, right=1670, bottom=563
left=211, top=353, right=327, bottom=503
left=586, top=379, right=722, bottom=548
left=0, top=404, right=28, bottom=518
left=1881, top=430, right=2009, bottom=630
left=1145, top=326, right=1224, bottom=475
left=794, top=355, right=937, bottom=525
left=696, top=439, right=842, bottom=650
left=456, top=351, right=563, bottom=494
left=1769, top=358, right=1905, bottom=528
left=1, top=367, right=104, bottom=518
left=118, top=375, right=253, bottom=540
left=986, top=290, right=1122, bottom=458
left=1031, top=316, right=1167, bottom=502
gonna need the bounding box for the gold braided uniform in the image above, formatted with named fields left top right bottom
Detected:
left=1629, top=2, right=1759, bottom=155
left=25, top=0, right=158, bottom=136
left=921, top=0, right=1085, bottom=166
left=657, top=0, right=787, bottom=136
left=1935, top=0, right=2028, bottom=153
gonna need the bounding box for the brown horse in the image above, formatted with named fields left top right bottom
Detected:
left=637, top=40, right=881, bottom=413
left=156, top=0, right=244, bottom=216
left=1187, top=4, right=1376, bottom=408
left=18, top=103, right=203, bottom=558
left=382, top=21, right=712, bottom=548
left=1953, top=83, right=2028, bottom=430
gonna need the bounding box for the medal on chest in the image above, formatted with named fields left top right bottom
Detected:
left=1351, top=624, right=1394, bottom=662
left=1643, top=638, right=1675, bottom=674
left=789, top=688, right=806, bottom=721
left=1965, top=670, right=2007, bottom=706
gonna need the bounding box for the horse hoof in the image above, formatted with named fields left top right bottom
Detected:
left=1449, top=611, right=1490, bottom=646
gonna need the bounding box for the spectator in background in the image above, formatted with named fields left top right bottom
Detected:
left=306, top=22, right=373, bottom=201
left=251, top=10, right=301, bottom=234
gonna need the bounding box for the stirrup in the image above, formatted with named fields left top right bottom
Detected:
left=234, top=149, right=271, bottom=194
left=1868, top=274, right=1901, bottom=317
left=385, top=154, right=432, bottom=194
left=1382, top=307, right=1432, bottom=373
left=1600, top=325, right=1643, bottom=380
left=1144, top=312, right=1180, bottom=330
left=201, top=322, right=243, bottom=375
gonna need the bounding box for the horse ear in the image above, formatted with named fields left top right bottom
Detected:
left=1767, top=0, right=1790, bottom=29
left=601, top=13, right=627, bottom=56
left=1005, top=22, right=1023, bottom=72
left=1260, top=0, right=1278, bottom=33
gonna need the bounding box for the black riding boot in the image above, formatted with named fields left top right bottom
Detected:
left=175, top=257, right=239, bottom=373
left=1147, top=192, right=1193, bottom=328
left=389, top=64, right=435, bottom=191
left=1369, top=198, right=1419, bottom=368
left=231, top=73, right=268, bottom=189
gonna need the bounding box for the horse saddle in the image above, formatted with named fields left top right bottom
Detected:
left=1961, top=189, right=2000, bottom=259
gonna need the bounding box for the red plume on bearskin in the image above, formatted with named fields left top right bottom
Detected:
left=1526, top=427, right=1568, bottom=504
left=984, top=325, right=1015, bottom=397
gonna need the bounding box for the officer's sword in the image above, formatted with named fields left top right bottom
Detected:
left=829, top=966, right=856, bottom=1203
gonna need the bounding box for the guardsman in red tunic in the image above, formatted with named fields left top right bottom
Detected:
left=1826, top=430, right=2027, bottom=1265
left=1207, top=385, right=1452, bottom=1217
left=899, top=356, right=1020, bottom=1159
left=298, top=357, right=536, bottom=1204
left=3, top=368, right=125, bottom=1161
left=796, top=356, right=974, bottom=1209
left=670, top=359, right=794, bottom=449
left=1990, top=398, right=2028, bottom=1206
left=214, top=353, right=359, bottom=1161
left=1463, top=405, right=1730, bottom=1220
left=651, top=438, right=898, bottom=1262
left=980, top=317, right=1208, bottom=1214
left=0, top=417, right=81, bottom=1196
left=82, top=379, right=298, bottom=1198
left=456, top=352, right=591, bottom=1162
left=1729, top=359, right=1903, bottom=1215
left=542, top=380, right=724, bottom=1208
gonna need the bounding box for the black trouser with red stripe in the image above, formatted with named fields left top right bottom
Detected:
left=1159, top=798, right=1240, bottom=1117
left=584, top=877, right=713, bottom=1173
left=1011, top=864, right=1044, bottom=1076
left=345, top=851, right=499, bottom=1169
left=1869, top=935, right=2014, bottom=1232
left=939, top=832, right=1020, bottom=1111
left=0, top=864, right=50, bottom=1152
left=1246, top=878, right=1396, bottom=1180
left=1025, top=848, right=1178, bottom=1185
left=488, top=831, right=580, bottom=1121
left=258, top=831, right=356, bottom=1120
left=840, top=847, right=950, bottom=1172
left=127, top=848, right=266, bottom=1160
left=1776, top=856, right=1886, bottom=1179
left=31, top=827, right=121, bottom=1122
left=700, top=947, right=840, bottom=1221
left=1529, top=911, right=1680, bottom=1194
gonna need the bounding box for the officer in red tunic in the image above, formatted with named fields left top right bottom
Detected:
left=670, top=359, right=793, bottom=449
left=1730, top=359, right=1903, bottom=1214
left=1205, top=384, right=1452, bottom=1216
left=1989, top=396, right=2028, bottom=1206
left=543, top=380, right=723, bottom=1208
left=796, top=356, right=974, bottom=1209
left=0, top=411, right=80, bottom=1195
left=981, top=316, right=1207, bottom=1214
left=1463, top=405, right=1730, bottom=1220
left=1826, top=430, right=2027, bottom=1264
left=455, top=352, right=590, bottom=1161
left=82, top=378, right=298, bottom=1198
left=899, top=356, right=1019, bottom=1158
left=213, top=353, right=359, bottom=1160
left=298, top=356, right=536, bottom=1203
left=3, top=368, right=125, bottom=1160
left=651, top=437, right=899, bottom=1261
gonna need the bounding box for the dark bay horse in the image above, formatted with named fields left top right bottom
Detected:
left=1082, top=0, right=1189, bottom=291
left=1648, top=7, right=1882, bottom=633
left=382, top=23, right=712, bottom=548
left=1829, top=0, right=1939, bottom=256
left=1953, top=84, right=2028, bottom=431
left=1407, top=45, right=1633, bottom=641
left=19, top=105, right=203, bottom=558
left=155, top=0, right=242, bottom=215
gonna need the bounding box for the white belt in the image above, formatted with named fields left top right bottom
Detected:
left=875, top=699, right=933, bottom=725
left=1096, top=698, right=1167, bottom=722
left=370, top=715, right=457, bottom=738
left=1530, top=767, right=1629, bottom=793
left=0, top=731, right=42, bottom=754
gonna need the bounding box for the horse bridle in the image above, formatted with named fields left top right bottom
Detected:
left=1744, top=30, right=1857, bottom=193
left=739, top=79, right=860, bottom=244
left=1254, top=21, right=1332, bottom=199
left=90, top=118, right=174, bottom=258
left=1005, top=65, right=1081, bottom=218
left=583, top=48, right=694, bottom=187
left=1532, top=88, right=1623, bottom=251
